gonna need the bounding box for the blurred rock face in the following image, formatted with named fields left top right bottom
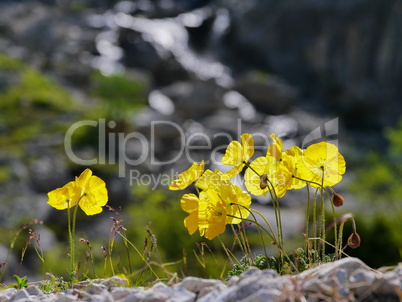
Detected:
left=223, top=0, right=402, bottom=129
left=1, top=0, right=401, bottom=130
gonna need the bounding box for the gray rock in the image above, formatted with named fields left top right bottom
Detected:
left=169, top=288, right=196, bottom=302
left=297, top=257, right=368, bottom=281
left=110, top=287, right=136, bottom=300
left=158, top=80, right=226, bottom=120
left=52, top=294, right=78, bottom=302
left=119, top=291, right=142, bottom=302
left=0, top=288, right=18, bottom=302
left=239, top=288, right=283, bottom=302
left=83, top=284, right=108, bottom=295
left=234, top=72, right=299, bottom=115
left=135, top=289, right=170, bottom=302
left=9, top=289, right=30, bottom=302
left=85, top=292, right=114, bottom=302
left=178, top=276, right=223, bottom=294
left=25, top=285, right=43, bottom=297
left=100, top=276, right=130, bottom=289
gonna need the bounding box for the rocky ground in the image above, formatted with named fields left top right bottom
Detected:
left=0, top=258, right=401, bottom=302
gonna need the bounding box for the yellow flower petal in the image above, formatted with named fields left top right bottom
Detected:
left=244, top=156, right=273, bottom=196
left=196, top=169, right=227, bottom=190
left=283, top=146, right=306, bottom=190
left=169, top=161, right=205, bottom=190
left=222, top=184, right=251, bottom=224
left=198, top=190, right=227, bottom=240
left=222, top=141, right=243, bottom=166
left=181, top=193, right=199, bottom=213
left=245, top=156, right=292, bottom=198
left=266, top=133, right=283, bottom=162
left=222, top=165, right=244, bottom=180
left=297, top=142, right=346, bottom=187
left=78, top=175, right=108, bottom=215
left=47, top=181, right=78, bottom=210
left=222, top=133, right=254, bottom=179
left=241, top=133, right=254, bottom=162
left=184, top=211, right=198, bottom=235
left=180, top=194, right=200, bottom=235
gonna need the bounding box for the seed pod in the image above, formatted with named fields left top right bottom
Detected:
left=260, top=174, right=268, bottom=190
left=348, top=232, right=361, bottom=249
left=332, top=193, right=344, bottom=207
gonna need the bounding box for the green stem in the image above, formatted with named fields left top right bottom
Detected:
left=67, top=198, right=81, bottom=284
left=320, top=186, right=325, bottom=260
left=304, top=183, right=311, bottom=251
left=67, top=202, right=73, bottom=282
left=320, top=168, right=325, bottom=260
left=312, top=189, right=319, bottom=252
left=327, top=187, right=339, bottom=259
left=243, top=161, right=284, bottom=263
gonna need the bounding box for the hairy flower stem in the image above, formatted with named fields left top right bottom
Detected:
left=320, top=186, right=325, bottom=260
left=67, top=204, right=74, bottom=282
left=243, top=161, right=284, bottom=264
left=319, top=168, right=325, bottom=260
left=67, top=199, right=80, bottom=283
left=304, top=184, right=311, bottom=251
left=312, top=189, right=318, bottom=252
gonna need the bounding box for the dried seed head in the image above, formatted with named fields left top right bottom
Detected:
left=332, top=193, right=344, bottom=207
left=260, top=174, right=268, bottom=190
left=348, top=232, right=361, bottom=249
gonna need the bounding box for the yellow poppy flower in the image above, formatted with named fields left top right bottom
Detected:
left=220, top=183, right=251, bottom=224
left=244, top=156, right=292, bottom=198
left=47, top=181, right=78, bottom=210
left=222, top=133, right=254, bottom=179
left=180, top=176, right=251, bottom=239
left=196, top=169, right=251, bottom=222
left=169, top=161, right=205, bottom=190
left=198, top=189, right=228, bottom=240
left=74, top=169, right=108, bottom=215
left=297, top=142, right=346, bottom=187
left=283, top=146, right=306, bottom=190
left=47, top=169, right=108, bottom=216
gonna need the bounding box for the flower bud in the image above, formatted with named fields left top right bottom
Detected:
left=347, top=232, right=361, bottom=249
left=260, top=174, right=268, bottom=190
left=332, top=193, right=344, bottom=207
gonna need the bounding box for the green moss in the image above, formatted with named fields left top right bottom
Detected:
left=0, top=55, right=78, bottom=155
left=89, top=71, right=147, bottom=123
left=0, top=54, right=26, bottom=71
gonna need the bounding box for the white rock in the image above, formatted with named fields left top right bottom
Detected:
left=225, top=276, right=239, bottom=287
left=101, top=276, right=130, bottom=288
left=52, top=294, right=78, bottom=302
left=177, top=276, right=224, bottom=295
left=0, top=288, right=17, bottom=302
left=110, top=287, right=136, bottom=300
left=88, top=292, right=114, bottom=302
left=9, top=289, right=30, bottom=302
left=84, top=284, right=108, bottom=295
left=238, top=288, right=282, bottom=302
left=297, top=257, right=368, bottom=281
left=25, top=285, right=43, bottom=297
left=169, top=288, right=196, bottom=302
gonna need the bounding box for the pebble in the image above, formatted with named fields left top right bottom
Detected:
left=1, top=258, right=401, bottom=302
